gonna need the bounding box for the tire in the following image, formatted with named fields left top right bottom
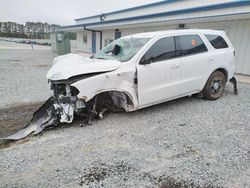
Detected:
left=203, top=71, right=226, bottom=100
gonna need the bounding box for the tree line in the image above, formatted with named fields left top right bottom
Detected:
left=0, top=21, right=61, bottom=39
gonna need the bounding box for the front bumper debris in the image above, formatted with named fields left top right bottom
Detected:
left=229, top=76, right=238, bottom=95
left=3, top=97, right=58, bottom=140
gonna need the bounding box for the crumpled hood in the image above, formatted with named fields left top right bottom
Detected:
left=46, top=53, right=121, bottom=81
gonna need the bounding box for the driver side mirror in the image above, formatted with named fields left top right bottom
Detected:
left=140, top=56, right=150, bottom=65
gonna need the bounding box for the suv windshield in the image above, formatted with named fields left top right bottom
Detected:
left=92, top=37, right=150, bottom=62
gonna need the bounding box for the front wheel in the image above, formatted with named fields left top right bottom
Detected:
left=203, top=71, right=226, bottom=100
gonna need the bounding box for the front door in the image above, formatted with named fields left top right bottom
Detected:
left=137, top=36, right=181, bottom=107
left=92, top=32, right=96, bottom=53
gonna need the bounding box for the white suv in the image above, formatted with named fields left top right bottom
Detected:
left=50, top=29, right=235, bottom=116
left=7, top=29, right=238, bottom=140
left=48, top=29, right=237, bottom=120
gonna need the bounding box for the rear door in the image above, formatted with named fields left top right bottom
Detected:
left=137, top=36, right=182, bottom=107
left=175, top=34, right=210, bottom=94
left=205, top=34, right=235, bottom=79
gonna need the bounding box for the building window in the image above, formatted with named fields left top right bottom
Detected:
left=83, top=34, right=87, bottom=44
left=205, top=34, right=228, bottom=49
left=175, top=35, right=207, bottom=57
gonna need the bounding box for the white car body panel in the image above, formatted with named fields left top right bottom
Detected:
left=46, top=53, right=121, bottom=81
left=136, top=57, right=182, bottom=108
left=47, top=29, right=236, bottom=111
left=71, top=62, right=139, bottom=110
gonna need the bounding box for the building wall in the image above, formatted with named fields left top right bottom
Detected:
left=222, top=19, right=250, bottom=75
left=76, top=31, right=102, bottom=53
left=76, top=31, right=92, bottom=52
left=102, top=31, right=115, bottom=47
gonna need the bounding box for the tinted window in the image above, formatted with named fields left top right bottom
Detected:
left=143, top=37, right=176, bottom=63
left=205, top=34, right=228, bottom=49
left=175, top=35, right=207, bottom=57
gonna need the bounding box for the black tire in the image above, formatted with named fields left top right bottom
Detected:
left=203, top=71, right=226, bottom=100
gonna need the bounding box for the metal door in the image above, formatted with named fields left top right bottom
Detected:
left=92, top=32, right=96, bottom=53
left=115, top=31, right=121, bottom=40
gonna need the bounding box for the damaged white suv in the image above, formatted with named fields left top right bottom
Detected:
left=7, top=29, right=238, bottom=140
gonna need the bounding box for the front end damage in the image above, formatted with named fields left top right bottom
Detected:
left=2, top=49, right=138, bottom=140
left=3, top=37, right=148, bottom=140
left=5, top=78, right=134, bottom=140
left=50, top=82, right=81, bottom=124
left=4, top=82, right=83, bottom=140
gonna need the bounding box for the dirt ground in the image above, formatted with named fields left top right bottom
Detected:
left=0, top=103, right=42, bottom=138
left=0, top=103, right=43, bottom=150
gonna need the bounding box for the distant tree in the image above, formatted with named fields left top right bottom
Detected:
left=0, top=21, right=60, bottom=39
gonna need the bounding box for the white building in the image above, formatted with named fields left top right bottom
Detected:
left=60, top=0, right=250, bottom=75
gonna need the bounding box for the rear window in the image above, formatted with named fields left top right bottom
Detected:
left=175, top=35, right=207, bottom=57
left=205, top=34, right=228, bottom=49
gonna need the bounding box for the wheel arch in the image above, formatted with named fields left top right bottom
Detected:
left=87, top=89, right=136, bottom=111
left=202, top=68, right=228, bottom=90
left=201, top=68, right=228, bottom=100
left=214, top=68, right=228, bottom=81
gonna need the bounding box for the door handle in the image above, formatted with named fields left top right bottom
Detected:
left=207, top=57, right=214, bottom=62
left=170, top=64, right=180, bottom=69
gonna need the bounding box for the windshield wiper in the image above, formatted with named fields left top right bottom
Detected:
left=90, top=56, right=107, bottom=60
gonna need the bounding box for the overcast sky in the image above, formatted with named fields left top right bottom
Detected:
left=0, top=0, right=161, bottom=26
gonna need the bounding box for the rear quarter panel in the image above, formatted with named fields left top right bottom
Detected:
left=201, top=31, right=235, bottom=86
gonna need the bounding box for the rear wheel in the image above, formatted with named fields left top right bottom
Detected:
left=203, top=71, right=226, bottom=100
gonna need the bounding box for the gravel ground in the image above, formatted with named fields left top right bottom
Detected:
left=0, top=45, right=54, bottom=108
left=0, top=43, right=249, bottom=187
left=0, top=83, right=249, bottom=187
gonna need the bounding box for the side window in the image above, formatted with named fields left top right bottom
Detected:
left=143, top=37, right=175, bottom=63
left=175, top=35, right=207, bottom=57
left=205, top=34, right=228, bottom=49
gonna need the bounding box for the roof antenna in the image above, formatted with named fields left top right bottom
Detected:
left=100, top=13, right=106, bottom=21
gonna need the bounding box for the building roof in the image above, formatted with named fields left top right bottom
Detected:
left=60, top=0, right=250, bottom=31
left=74, top=0, right=180, bottom=21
